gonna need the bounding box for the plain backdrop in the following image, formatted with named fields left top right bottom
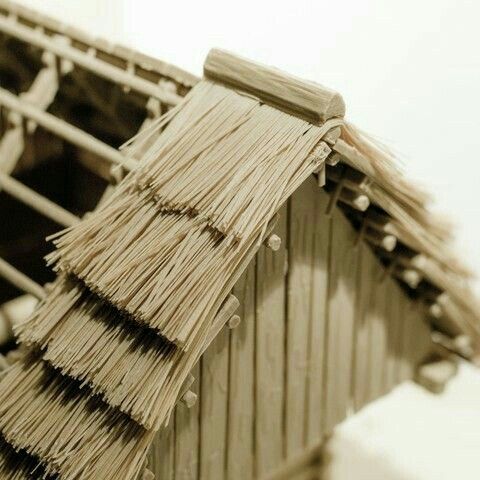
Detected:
left=13, top=1, right=480, bottom=478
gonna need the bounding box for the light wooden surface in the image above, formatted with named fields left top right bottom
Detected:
left=255, top=207, right=287, bottom=476
left=351, top=243, right=376, bottom=412
left=148, top=417, right=175, bottom=480
left=384, top=279, right=404, bottom=391
left=323, top=206, right=359, bottom=433
left=227, top=262, right=256, bottom=479
left=366, top=267, right=389, bottom=402
left=286, top=178, right=330, bottom=455
left=174, top=364, right=200, bottom=480
left=204, top=49, right=345, bottom=124
left=305, top=186, right=330, bottom=445
left=199, top=327, right=229, bottom=480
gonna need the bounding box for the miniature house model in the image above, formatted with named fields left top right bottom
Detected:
left=0, top=2, right=478, bottom=480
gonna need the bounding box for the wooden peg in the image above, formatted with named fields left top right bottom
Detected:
left=326, top=152, right=341, bottom=166
left=265, top=234, right=282, bottom=251
left=429, top=302, right=443, bottom=319
left=398, top=268, right=422, bottom=289
left=416, top=359, right=458, bottom=394
left=142, top=468, right=155, bottom=480
left=181, top=390, right=198, bottom=408
left=365, top=227, right=396, bottom=252
left=339, top=188, right=370, bottom=212
left=228, top=314, right=241, bottom=329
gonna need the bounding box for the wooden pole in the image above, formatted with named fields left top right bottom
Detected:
left=0, top=87, right=137, bottom=171
left=0, top=14, right=182, bottom=106
left=0, top=171, right=80, bottom=227
left=0, top=258, right=45, bottom=300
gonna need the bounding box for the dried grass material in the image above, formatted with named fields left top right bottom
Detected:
left=0, top=356, right=154, bottom=480
left=16, top=277, right=239, bottom=430
left=122, top=80, right=339, bottom=243
left=46, top=188, right=269, bottom=349
left=0, top=436, right=51, bottom=480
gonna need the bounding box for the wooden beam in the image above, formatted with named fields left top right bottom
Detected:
left=204, top=48, right=345, bottom=124
left=0, top=14, right=182, bottom=106
left=0, top=86, right=137, bottom=170
left=0, top=171, right=80, bottom=227
left=0, top=257, right=45, bottom=300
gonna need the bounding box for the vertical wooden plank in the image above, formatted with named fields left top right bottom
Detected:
left=255, top=207, right=286, bottom=476
left=398, top=297, right=417, bottom=382
left=351, top=243, right=376, bottom=412
left=148, top=417, right=175, bottom=480
left=366, top=264, right=389, bottom=403
left=384, top=279, right=403, bottom=392
left=286, top=178, right=330, bottom=456
left=410, top=303, right=433, bottom=367
left=392, top=289, right=407, bottom=386
left=305, top=188, right=330, bottom=446
left=227, top=262, right=256, bottom=480
left=323, top=206, right=358, bottom=433
left=199, top=328, right=229, bottom=480
left=175, top=364, right=200, bottom=480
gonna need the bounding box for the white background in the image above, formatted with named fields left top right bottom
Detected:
left=15, top=1, right=480, bottom=478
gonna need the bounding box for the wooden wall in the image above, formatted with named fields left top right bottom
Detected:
left=148, top=176, right=433, bottom=480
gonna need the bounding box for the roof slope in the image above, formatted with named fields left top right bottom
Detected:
left=0, top=4, right=478, bottom=477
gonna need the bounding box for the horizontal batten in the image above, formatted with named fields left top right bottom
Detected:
left=0, top=87, right=137, bottom=171
left=0, top=257, right=45, bottom=300
left=0, top=14, right=182, bottom=106
left=0, top=171, right=80, bottom=227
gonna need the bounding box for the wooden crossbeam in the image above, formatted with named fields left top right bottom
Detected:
left=0, top=14, right=182, bottom=106
left=0, top=86, right=137, bottom=170
left=0, top=257, right=45, bottom=300
left=0, top=171, right=80, bottom=227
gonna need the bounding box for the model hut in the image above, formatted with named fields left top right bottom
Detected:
left=0, top=2, right=478, bottom=479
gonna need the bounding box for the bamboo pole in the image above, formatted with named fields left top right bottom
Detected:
left=0, top=14, right=182, bottom=106
left=0, top=258, right=45, bottom=300
left=0, top=171, right=80, bottom=227
left=0, top=87, right=137, bottom=170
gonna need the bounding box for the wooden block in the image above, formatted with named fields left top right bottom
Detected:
left=227, top=262, right=256, bottom=480
left=204, top=49, right=345, bottom=124
left=255, top=206, right=287, bottom=476
left=416, top=359, right=457, bottom=394
left=199, top=327, right=230, bottom=480
left=175, top=364, right=200, bottom=480
left=323, top=206, right=359, bottom=433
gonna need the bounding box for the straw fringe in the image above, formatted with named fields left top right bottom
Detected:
left=0, top=436, right=51, bottom=480
left=0, top=356, right=154, bottom=480
left=16, top=276, right=239, bottom=430
left=46, top=188, right=275, bottom=349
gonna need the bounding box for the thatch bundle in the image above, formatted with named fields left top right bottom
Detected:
left=16, top=276, right=239, bottom=430
left=0, top=355, right=155, bottom=480
left=0, top=50, right=343, bottom=479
